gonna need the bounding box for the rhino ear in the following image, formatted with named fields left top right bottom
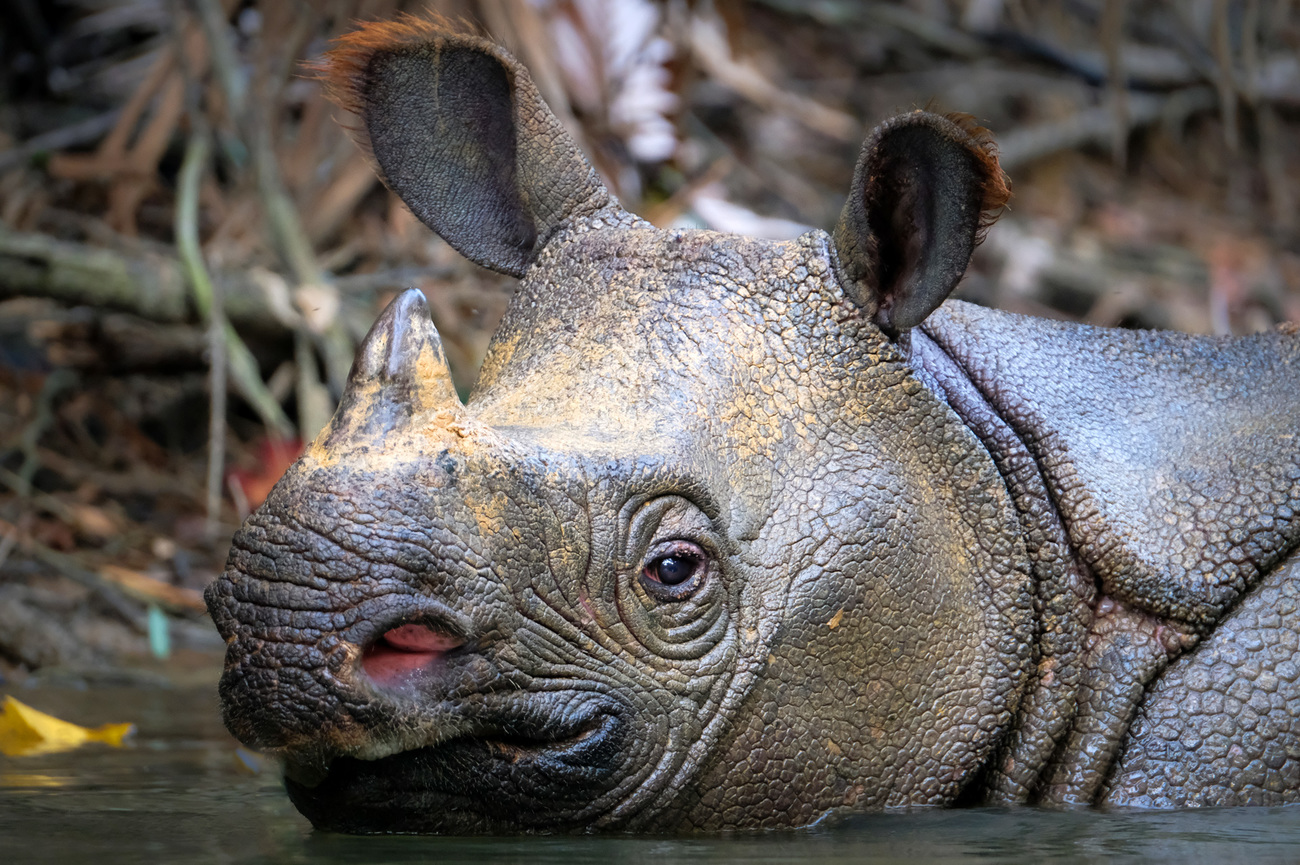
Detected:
left=833, top=111, right=1009, bottom=333
left=320, top=16, right=615, bottom=277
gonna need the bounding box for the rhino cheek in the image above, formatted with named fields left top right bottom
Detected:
left=660, top=383, right=1032, bottom=827
left=516, top=487, right=750, bottom=829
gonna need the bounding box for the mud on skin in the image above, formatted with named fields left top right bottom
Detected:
left=205, top=16, right=1300, bottom=833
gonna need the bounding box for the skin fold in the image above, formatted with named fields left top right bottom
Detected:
left=205, top=18, right=1300, bottom=832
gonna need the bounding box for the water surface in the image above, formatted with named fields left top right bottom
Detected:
left=3, top=679, right=1300, bottom=864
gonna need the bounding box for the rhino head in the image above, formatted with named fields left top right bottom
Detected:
left=207, top=18, right=1033, bottom=832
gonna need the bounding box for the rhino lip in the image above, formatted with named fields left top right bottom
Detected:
left=477, top=708, right=615, bottom=757
left=284, top=699, right=628, bottom=833
left=292, top=704, right=617, bottom=776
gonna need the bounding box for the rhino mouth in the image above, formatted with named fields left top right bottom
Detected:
left=284, top=701, right=628, bottom=833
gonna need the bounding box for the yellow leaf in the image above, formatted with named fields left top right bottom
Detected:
left=0, top=696, right=134, bottom=757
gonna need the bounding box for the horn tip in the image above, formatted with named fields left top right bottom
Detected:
left=351, top=287, right=434, bottom=385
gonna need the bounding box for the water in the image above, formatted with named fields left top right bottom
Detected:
left=4, top=676, right=1300, bottom=864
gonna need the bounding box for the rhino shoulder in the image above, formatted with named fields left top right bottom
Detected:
left=920, top=299, right=1300, bottom=630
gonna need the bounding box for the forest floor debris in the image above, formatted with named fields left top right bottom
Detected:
left=1, top=0, right=1297, bottom=679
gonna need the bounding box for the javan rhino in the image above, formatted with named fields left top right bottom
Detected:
left=206, top=17, right=1300, bottom=833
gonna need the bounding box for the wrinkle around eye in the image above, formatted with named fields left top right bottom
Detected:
left=511, top=613, right=687, bottom=701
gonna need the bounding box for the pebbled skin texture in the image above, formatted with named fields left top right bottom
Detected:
left=922, top=301, right=1300, bottom=629
left=207, top=19, right=1300, bottom=833
left=473, top=225, right=1036, bottom=828
left=1104, top=550, right=1300, bottom=806
left=919, top=301, right=1300, bottom=805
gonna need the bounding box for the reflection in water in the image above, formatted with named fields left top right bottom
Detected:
left=0, top=772, right=66, bottom=788
left=3, top=682, right=1300, bottom=864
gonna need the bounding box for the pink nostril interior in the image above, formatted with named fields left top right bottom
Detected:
left=361, top=624, right=464, bottom=687
left=382, top=624, right=464, bottom=653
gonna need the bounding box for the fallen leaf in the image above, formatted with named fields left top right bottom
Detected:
left=99, top=563, right=207, bottom=615
left=65, top=503, right=118, bottom=540
left=227, top=437, right=303, bottom=511
left=0, top=696, right=134, bottom=757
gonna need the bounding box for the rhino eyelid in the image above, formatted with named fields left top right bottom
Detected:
left=643, top=537, right=713, bottom=566
left=618, top=490, right=722, bottom=529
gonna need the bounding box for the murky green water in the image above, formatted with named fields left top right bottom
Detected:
left=4, top=679, right=1300, bottom=864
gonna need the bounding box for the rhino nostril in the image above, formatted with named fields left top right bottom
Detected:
left=361, top=623, right=465, bottom=688
left=381, top=624, right=464, bottom=653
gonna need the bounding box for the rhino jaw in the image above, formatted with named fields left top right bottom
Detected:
left=283, top=693, right=631, bottom=834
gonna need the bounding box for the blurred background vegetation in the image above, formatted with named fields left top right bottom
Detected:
left=0, top=0, right=1297, bottom=681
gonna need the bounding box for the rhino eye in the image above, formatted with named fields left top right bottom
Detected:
left=649, top=555, right=696, bottom=585
left=641, top=542, right=706, bottom=600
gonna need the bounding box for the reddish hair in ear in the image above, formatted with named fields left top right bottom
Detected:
left=944, top=112, right=1012, bottom=243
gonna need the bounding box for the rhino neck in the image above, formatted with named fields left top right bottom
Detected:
left=908, top=323, right=1095, bottom=803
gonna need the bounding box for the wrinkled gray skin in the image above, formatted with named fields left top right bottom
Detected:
left=206, top=22, right=1300, bottom=833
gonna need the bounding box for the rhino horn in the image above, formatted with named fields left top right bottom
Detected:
left=329, top=289, right=459, bottom=440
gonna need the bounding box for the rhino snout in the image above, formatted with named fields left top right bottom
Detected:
left=206, top=471, right=663, bottom=832
left=206, top=510, right=489, bottom=756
